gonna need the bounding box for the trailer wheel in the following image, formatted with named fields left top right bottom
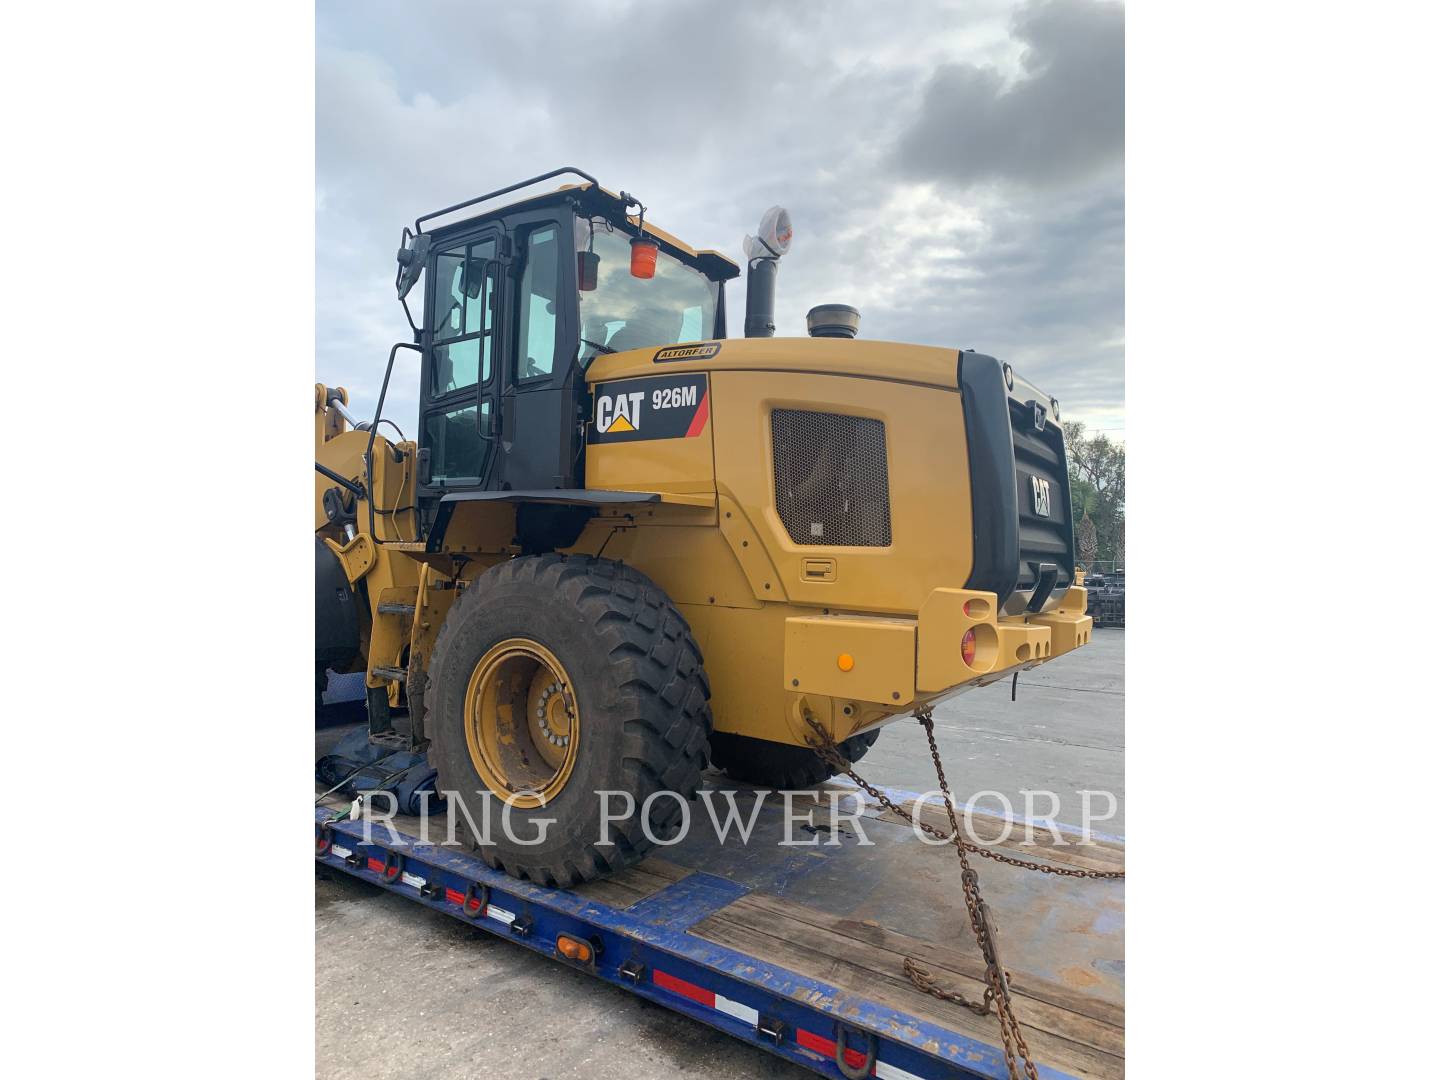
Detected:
left=709, top=729, right=881, bottom=790
left=425, top=555, right=712, bottom=888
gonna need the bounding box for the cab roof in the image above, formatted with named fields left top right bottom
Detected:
left=421, top=178, right=740, bottom=282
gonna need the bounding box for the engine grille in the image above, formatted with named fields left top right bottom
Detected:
left=1008, top=399, right=1076, bottom=612
left=771, top=409, right=892, bottom=547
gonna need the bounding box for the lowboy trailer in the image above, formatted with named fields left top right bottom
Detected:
left=315, top=723, right=1124, bottom=1080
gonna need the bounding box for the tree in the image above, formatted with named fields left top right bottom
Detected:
left=1076, top=507, right=1099, bottom=570
left=1062, top=421, right=1125, bottom=569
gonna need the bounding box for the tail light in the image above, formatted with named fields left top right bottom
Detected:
left=961, top=629, right=977, bottom=667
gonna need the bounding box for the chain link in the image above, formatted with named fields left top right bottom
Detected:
left=804, top=717, right=1125, bottom=880
left=804, top=706, right=1124, bottom=1080
left=902, top=956, right=994, bottom=1015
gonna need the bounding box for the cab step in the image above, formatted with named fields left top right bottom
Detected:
left=372, top=666, right=408, bottom=682
left=377, top=602, right=416, bottom=619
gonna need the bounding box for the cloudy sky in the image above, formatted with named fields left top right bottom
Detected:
left=318, top=0, right=1124, bottom=437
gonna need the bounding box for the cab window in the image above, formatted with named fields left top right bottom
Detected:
left=576, top=221, right=718, bottom=366
left=431, top=238, right=496, bottom=395
left=516, top=225, right=559, bottom=381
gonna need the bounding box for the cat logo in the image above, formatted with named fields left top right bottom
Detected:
left=1031, top=475, right=1051, bottom=517
left=596, top=391, right=645, bottom=434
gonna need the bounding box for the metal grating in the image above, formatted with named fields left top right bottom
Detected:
left=771, top=409, right=892, bottom=547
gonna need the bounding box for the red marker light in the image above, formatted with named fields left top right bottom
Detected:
left=961, top=629, right=977, bottom=667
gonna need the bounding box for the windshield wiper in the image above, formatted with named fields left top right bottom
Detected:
left=581, top=337, right=616, bottom=355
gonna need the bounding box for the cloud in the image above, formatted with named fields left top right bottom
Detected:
left=316, top=0, right=1124, bottom=434
left=897, top=0, right=1124, bottom=189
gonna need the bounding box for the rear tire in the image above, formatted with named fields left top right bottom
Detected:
left=709, top=728, right=881, bottom=789
left=425, top=554, right=712, bottom=887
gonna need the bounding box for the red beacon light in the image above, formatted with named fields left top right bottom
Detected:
left=618, top=189, right=659, bottom=279
left=630, top=235, right=658, bottom=279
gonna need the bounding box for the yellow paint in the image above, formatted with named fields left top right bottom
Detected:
left=318, top=327, right=1091, bottom=750
left=785, top=616, right=916, bottom=707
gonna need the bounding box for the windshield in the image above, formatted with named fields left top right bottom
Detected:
left=576, top=219, right=718, bottom=364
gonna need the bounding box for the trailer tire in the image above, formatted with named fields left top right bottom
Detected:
left=425, top=554, right=712, bottom=888
left=709, top=728, right=881, bottom=790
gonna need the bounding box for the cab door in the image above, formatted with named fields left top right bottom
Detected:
left=418, top=228, right=504, bottom=490
left=491, top=213, right=582, bottom=490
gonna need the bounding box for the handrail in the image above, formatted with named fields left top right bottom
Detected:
left=414, top=166, right=601, bottom=233
left=366, top=342, right=425, bottom=542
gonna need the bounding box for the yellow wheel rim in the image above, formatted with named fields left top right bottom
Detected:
left=463, top=638, right=580, bottom=808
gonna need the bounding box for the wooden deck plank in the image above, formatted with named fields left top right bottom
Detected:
left=572, top=862, right=688, bottom=908
left=570, top=878, right=649, bottom=907
left=737, top=893, right=1124, bottom=1029
left=694, top=896, right=1123, bottom=1055
left=693, top=917, right=1123, bottom=1080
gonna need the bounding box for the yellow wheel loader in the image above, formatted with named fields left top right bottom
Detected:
left=315, top=167, right=1092, bottom=887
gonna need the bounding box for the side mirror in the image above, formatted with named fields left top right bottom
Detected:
left=395, top=228, right=431, bottom=300
left=463, top=256, right=489, bottom=299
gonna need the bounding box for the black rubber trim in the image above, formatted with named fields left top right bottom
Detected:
left=438, top=489, right=661, bottom=505
left=958, top=352, right=1020, bottom=602
left=426, top=489, right=661, bottom=552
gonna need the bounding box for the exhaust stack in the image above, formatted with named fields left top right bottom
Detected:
left=742, top=207, right=793, bottom=338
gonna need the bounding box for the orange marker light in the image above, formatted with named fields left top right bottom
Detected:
left=837, top=653, right=855, bottom=672
left=961, top=629, right=977, bottom=667
left=557, top=935, right=593, bottom=963
left=630, top=237, right=658, bottom=279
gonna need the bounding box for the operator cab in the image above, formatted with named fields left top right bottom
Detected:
left=395, top=171, right=738, bottom=507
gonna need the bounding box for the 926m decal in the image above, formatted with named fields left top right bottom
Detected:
left=589, top=373, right=710, bottom=444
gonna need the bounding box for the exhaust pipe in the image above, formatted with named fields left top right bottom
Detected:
left=743, top=207, right=792, bottom=338
left=744, top=259, right=778, bottom=338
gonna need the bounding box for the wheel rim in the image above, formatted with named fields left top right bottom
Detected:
left=463, top=638, right=580, bottom=807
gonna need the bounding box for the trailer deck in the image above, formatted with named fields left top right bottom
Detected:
left=316, top=723, right=1124, bottom=1079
